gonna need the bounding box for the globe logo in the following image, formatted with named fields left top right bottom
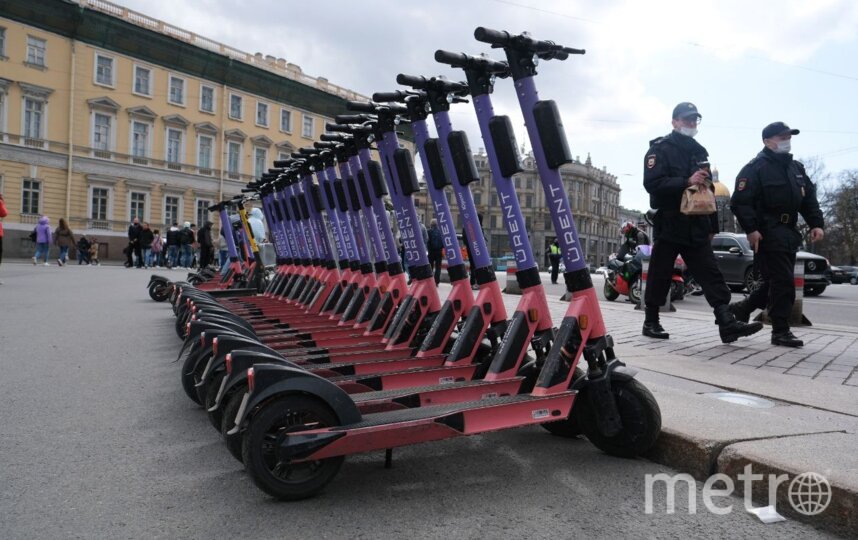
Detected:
left=788, top=472, right=831, bottom=516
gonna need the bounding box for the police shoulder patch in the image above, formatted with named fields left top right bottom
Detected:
left=646, top=154, right=657, bottom=169
left=737, top=178, right=747, bottom=191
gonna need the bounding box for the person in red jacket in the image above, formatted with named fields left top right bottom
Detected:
left=0, top=192, right=7, bottom=284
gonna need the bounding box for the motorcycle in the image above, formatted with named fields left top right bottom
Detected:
left=604, top=245, right=685, bottom=304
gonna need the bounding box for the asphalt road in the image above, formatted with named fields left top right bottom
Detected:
left=0, top=263, right=839, bottom=539
left=539, top=272, right=858, bottom=330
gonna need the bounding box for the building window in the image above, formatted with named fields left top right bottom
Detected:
left=22, top=178, right=41, bottom=214
left=95, top=54, right=114, bottom=86
left=164, top=195, right=180, bottom=226
left=26, top=36, right=46, bottom=66
left=166, top=128, right=183, bottom=167
left=91, top=187, right=109, bottom=220
left=134, top=66, right=151, bottom=96
left=23, top=98, right=44, bottom=140
left=196, top=199, right=211, bottom=227
left=278, top=151, right=290, bottom=162
left=229, top=94, right=243, bottom=120
left=130, top=192, right=146, bottom=221
left=200, top=85, right=215, bottom=113
left=254, top=147, right=267, bottom=178
left=131, top=121, right=149, bottom=158
left=525, top=195, right=533, bottom=207
left=525, top=217, right=532, bottom=230
left=280, top=109, right=292, bottom=132
left=473, top=191, right=482, bottom=205
left=302, top=114, right=314, bottom=138
left=93, top=112, right=112, bottom=155
left=198, top=135, right=213, bottom=172
left=526, top=178, right=533, bottom=189
left=168, top=76, right=185, bottom=106
left=227, top=141, right=242, bottom=176
left=256, top=102, right=269, bottom=127
left=0, top=28, right=5, bottom=57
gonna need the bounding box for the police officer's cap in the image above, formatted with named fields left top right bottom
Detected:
left=762, top=121, right=800, bottom=140
left=672, top=102, right=702, bottom=120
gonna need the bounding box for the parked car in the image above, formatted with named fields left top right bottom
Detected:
left=851, top=269, right=858, bottom=285
left=711, top=233, right=830, bottom=296
left=829, top=265, right=858, bottom=284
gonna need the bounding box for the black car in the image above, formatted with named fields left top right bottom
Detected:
left=711, top=233, right=830, bottom=296
left=829, top=265, right=858, bottom=285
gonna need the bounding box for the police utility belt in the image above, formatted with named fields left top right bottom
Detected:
left=763, top=212, right=797, bottom=227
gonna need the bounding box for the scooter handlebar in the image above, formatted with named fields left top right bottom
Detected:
left=314, top=141, right=337, bottom=149
left=319, top=133, right=348, bottom=142
left=372, top=90, right=410, bottom=102
left=335, top=113, right=374, bottom=124
left=474, top=26, right=512, bottom=46
left=435, top=49, right=510, bottom=75
left=273, top=159, right=293, bottom=168
left=346, top=101, right=377, bottom=113
left=474, top=26, right=585, bottom=58
left=325, top=123, right=354, bottom=133
left=299, top=147, right=319, bottom=155
left=396, top=73, right=430, bottom=89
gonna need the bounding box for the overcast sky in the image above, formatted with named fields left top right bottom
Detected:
left=116, top=0, right=858, bottom=213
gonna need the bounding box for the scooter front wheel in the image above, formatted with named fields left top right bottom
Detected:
left=242, top=395, right=344, bottom=500
left=148, top=280, right=170, bottom=302
left=578, top=378, right=661, bottom=458
left=603, top=280, right=620, bottom=301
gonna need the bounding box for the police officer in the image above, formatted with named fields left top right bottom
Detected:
left=642, top=102, right=763, bottom=343
left=729, top=122, right=824, bottom=347
left=549, top=240, right=561, bottom=284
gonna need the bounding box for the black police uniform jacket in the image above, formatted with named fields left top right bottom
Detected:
left=730, top=148, right=824, bottom=253
left=643, top=131, right=718, bottom=245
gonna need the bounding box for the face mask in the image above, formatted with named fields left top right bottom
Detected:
left=677, top=126, right=698, bottom=138
left=773, top=140, right=791, bottom=154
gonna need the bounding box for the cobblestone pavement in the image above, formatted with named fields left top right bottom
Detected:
left=440, top=282, right=858, bottom=388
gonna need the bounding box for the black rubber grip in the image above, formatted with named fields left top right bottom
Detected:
left=396, top=73, right=429, bottom=88
left=273, top=160, right=291, bottom=168
left=474, top=27, right=511, bottom=46
left=335, top=114, right=372, bottom=124
left=326, top=123, right=353, bottom=133
left=320, top=133, right=346, bottom=142
left=373, top=90, right=409, bottom=102
left=434, top=50, right=468, bottom=67
left=347, top=101, right=377, bottom=113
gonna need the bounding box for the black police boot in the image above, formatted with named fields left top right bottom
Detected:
left=642, top=305, right=669, bottom=339
left=772, top=329, right=804, bottom=348
left=714, top=304, right=763, bottom=344
left=728, top=298, right=754, bottom=323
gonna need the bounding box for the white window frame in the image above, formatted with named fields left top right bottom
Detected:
left=227, top=140, right=242, bottom=176
left=93, top=52, right=115, bottom=88
left=0, top=90, right=7, bottom=142
left=278, top=151, right=290, bottom=162
left=279, top=108, right=292, bottom=133
left=0, top=27, right=7, bottom=58
left=199, top=84, right=216, bottom=114
left=197, top=134, right=214, bottom=173
left=88, top=184, right=114, bottom=222
left=165, top=127, right=185, bottom=166
left=21, top=178, right=42, bottom=215
left=26, top=35, right=46, bottom=67
left=163, top=194, right=183, bottom=226
left=195, top=198, right=212, bottom=228
left=128, top=190, right=149, bottom=222
left=129, top=119, right=152, bottom=160
left=254, top=146, right=268, bottom=178
left=132, top=64, right=152, bottom=97
left=228, top=93, right=243, bottom=120
left=255, top=101, right=269, bottom=127
left=22, top=96, right=47, bottom=140
left=302, top=114, right=314, bottom=138
left=167, top=74, right=186, bottom=106
left=90, top=110, right=115, bottom=157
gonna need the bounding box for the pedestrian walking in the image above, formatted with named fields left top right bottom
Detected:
left=139, top=222, right=154, bottom=268
left=178, top=221, right=195, bottom=268
left=0, top=192, right=7, bottom=284
left=729, top=122, right=825, bottom=348
left=197, top=221, right=214, bottom=269
left=641, top=102, right=762, bottom=343
left=150, top=229, right=163, bottom=268
left=32, top=216, right=52, bottom=266
left=53, top=218, right=75, bottom=266
left=165, top=222, right=180, bottom=268
left=549, top=240, right=561, bottom=284
left=427, top=219, right=444, bottom=285
left=89, top=238, right=100, bottom=266
left=76, top=235, right=92, bottom=265
left=127, top=218, right=142, bottom=268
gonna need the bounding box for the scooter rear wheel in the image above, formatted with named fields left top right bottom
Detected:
left=243, top=395, right=344, bottom=500
left=221, top=387, right=247, bottom=463
left=578, top=378, right=661, bottom=458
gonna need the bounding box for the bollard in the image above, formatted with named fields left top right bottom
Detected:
left=756, top=259, right=811, bottom=326
left=440, top=258, right=450, bottom=284
left=635, top=258, right=675, bottom=312
left=503, top=261, right=521, bottom=295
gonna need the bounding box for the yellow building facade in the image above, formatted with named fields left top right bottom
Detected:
left=0, top=0, right=365, bottom=258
